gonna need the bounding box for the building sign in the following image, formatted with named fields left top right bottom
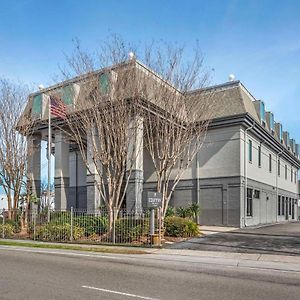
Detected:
left=146, top=192, right=162, bottom=208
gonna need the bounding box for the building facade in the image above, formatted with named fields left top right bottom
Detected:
left=23, top=61, right=299, bottom=228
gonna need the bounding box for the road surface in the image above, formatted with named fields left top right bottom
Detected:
left=169, top=222, right=300, bottom=255
left=0, top=246, right=299, bottom=299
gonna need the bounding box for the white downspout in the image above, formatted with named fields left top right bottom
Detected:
left=244, top=120, right=255, bottom=227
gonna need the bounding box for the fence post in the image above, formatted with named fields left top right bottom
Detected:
left=158, top=207, right=162, bottom=247
left=33, top=209, right=36, bottom=241
left=113, top=207, right=117, bottom=244
left=70, top=207, right=74, bottom=242
left=47, top=207, right=51, bottom=223
left=2, top=209, right=5, bottom=239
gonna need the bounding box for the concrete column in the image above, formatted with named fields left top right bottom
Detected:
left=126, top=116, right=144, bottom=213
left=27, top=135, right=42, bottom=199
left=54, top=130, right=69, bottom=210
left=86, top=130, right=101, bottom=212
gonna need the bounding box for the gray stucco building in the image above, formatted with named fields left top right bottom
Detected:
left=23, top=60, right=299, bottom=228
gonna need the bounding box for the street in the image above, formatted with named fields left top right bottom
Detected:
left=0, top=245, right=299, bottom=300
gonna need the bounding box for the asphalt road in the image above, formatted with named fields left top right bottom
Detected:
left=0, top=246, right=299, bottom=300
left=169, top=222, right=300, bottom=255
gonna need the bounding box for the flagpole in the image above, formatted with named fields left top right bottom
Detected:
left=47, top=96, right=51, bottom=220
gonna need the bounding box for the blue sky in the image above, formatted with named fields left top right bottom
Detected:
left=0, top=0, right=300, bottom=140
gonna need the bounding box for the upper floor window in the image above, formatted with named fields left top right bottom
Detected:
left=278, top=159, right=280, bottom=176
left=269, top=154, right=272, bottom=172
left=248, top=140, right=252, bottom=163
left=291, top=167, right=293, bottom=182
left=285, top=165, right=287, bottom=180
left=258, top=146, right=261, bottom=167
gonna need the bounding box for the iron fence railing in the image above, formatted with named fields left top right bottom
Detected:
left=0, top=207, right=162, bottom=246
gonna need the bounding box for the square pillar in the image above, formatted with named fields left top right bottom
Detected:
left=126, top=116, right=144, bottom=213
left=86, top=130, right=101, bottom=212
left=54, top=130, right=69, bottom=210
left=27, top=134, right=42, bottom=199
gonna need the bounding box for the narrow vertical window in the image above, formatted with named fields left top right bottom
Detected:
left=281, top=196, right=285, bottom=215
left=248, top=140, right=252, bottom=163
left=278, top=195, right=281, bottom=215
left=258, top=146, right=261, bottom=167
left=269, top=154, right=272, bottom=172
left=285, top=165, right=287, bottom=179
left=289, top=198, right=292, bottom=215
left=291, top=167, right=293, bottom=182
left=278, top=159, right=280, bottom=176
left=247, top=188, right=253, bottom=217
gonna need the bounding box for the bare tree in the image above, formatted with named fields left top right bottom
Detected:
left=137, top=44, right=214, bottom=220
left=0, top=79, right=32, bottom=219
left=57, top=36, right=214, bottom=228
left=55, top=38, right=142, bottom=234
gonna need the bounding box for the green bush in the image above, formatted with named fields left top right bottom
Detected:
left=5, top=219, right=21, bottom=233
left=74, top=216, right=108, bottom=236
left=0, top=224, right=15, bottom=238
left=35, top=223, right=84, bottom=241
left=175, top=203, right=200, bottom=219
left=50, top=211, right=71, bottom=225
left=165, top=207, right=175, bottom=217
left=164, top=216, right=199, bottom=237
left=115, top=218, right=149, bottom=243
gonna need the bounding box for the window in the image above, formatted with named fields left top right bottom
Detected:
left=247, top=188, right=253, bottom=217
left=258, top=146, right=261, bottom=167
left=248, top=140, right=252, bottom=163
left=254, top=190, right=260, bottom=198
left=278, top=159, right=280, bottom=176
left=295, top=171, right=297, bottom=184
left=285, top=165, right=287, bottom=179
left=99, top=73, right=110, bottom=94
left=281, top=196, right=285, bottom=215
left=269, top=154, right=272, bottom=172
left=291, top=167, right=293, bottom=182
left=278, top=195, right=281, bottom=215
left=32, top=94, right=42, bottom=117
left=62, top=84, right=75, bottom=105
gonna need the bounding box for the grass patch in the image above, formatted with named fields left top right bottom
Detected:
left=0, top=240, right=148, bottom=255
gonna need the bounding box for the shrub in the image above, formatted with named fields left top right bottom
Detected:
left=74, top=216, right=108, bottom=236
left=164, top=216, right=199, bottom=237
left=165, top=207, right=175, bottom=217
left=5, top=219, right=21, bottom=233
left=0, top=224, right=15, bottom=238
left=114, top=218, right=149, bottom=243
left=50, top=211, right=71, bottom=225
left=35, top=223, right=84, bottom=241
left=175, top=203, right=200, bottom=219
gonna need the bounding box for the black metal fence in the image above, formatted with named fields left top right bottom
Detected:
left=0, top=207, right=162, bottom=246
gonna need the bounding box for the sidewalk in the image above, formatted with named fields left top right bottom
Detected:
left=1, top=239, right=300, bottom=273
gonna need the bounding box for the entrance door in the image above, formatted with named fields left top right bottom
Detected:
left=285, top=199, right=289, bottom=220
left=292, top=200, right=295, bottom=219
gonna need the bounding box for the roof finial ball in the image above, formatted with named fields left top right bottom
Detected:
left=128, top=51, right=136, bottom=61
left=38, top=84, right=45, bottom=91
left=228, top=74, right=235, bottom=82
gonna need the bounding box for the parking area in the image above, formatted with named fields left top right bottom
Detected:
left=167, top=222, right=300, bottom=256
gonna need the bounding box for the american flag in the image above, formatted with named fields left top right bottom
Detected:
left=50, top=95, right=67, bottom=119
